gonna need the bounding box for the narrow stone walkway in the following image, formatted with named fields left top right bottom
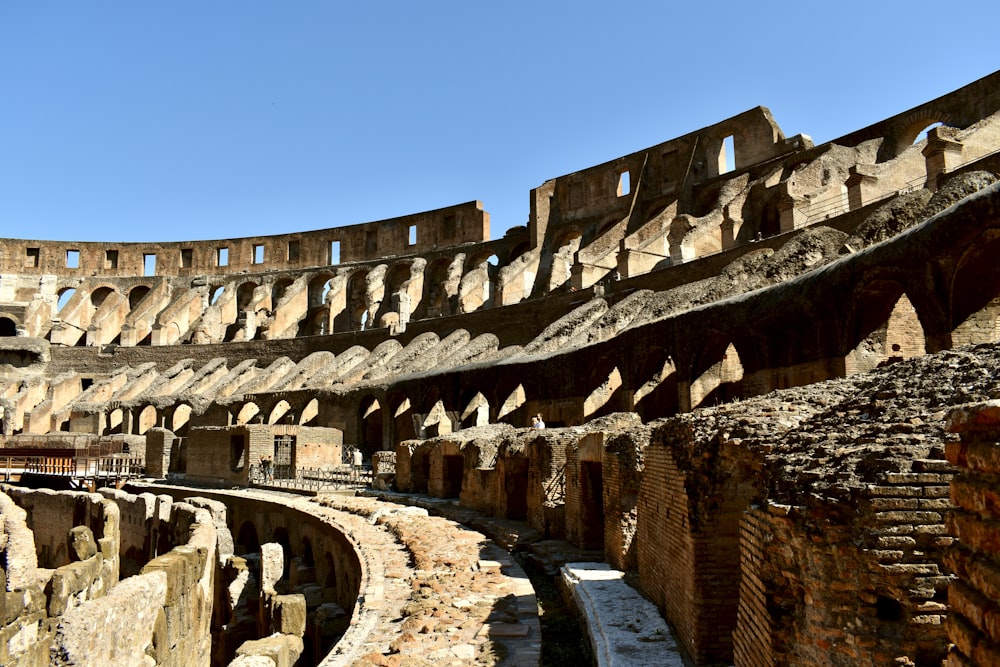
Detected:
left=313, top=493, right=541, bottom=666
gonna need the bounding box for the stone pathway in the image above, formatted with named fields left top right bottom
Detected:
left=312, top=493, right=541, bottom=666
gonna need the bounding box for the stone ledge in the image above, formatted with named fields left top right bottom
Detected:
left=560, top=562, right=689, bottom=667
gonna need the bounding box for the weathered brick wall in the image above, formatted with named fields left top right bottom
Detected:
left=944, top=401, right=1000, bottom=666
left=733, top=474, right=955, bottom=667
left=525, top=431, right=570, bottom=539
left=602, top=427, right=649, bottom=571
left=564, top=432, right=606, bottom=550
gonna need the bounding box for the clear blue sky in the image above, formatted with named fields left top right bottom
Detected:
left=2, top=2, right=998, bottom=243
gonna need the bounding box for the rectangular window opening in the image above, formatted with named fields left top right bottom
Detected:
left=180, top=248, right=193, bottom=268
left=617, top=170, right=631, bottom=197
left=105, top=250, right=118, bottom=269
left=443, top=215, right=456, bottom=239
left=25, top=248, right=39, bottom=268
left=143, top=254, right=156, bottom=276
left=365, top=230, right=377, bottom=254
left=408, top=224, right=417, bottom=246
left=217, top=247, right=229, bottom=267
left=66, top=249, right=80, bottom=269
left=722, top=134, right=736, bottom=174
left=287, top=239, right=300, bottom=262
left=330, top=241, right=341, bottom=265
left=253, top=244, right=265, bottom=264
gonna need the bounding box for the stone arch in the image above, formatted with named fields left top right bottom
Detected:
left=418, top=257, right=454, bottom=319
left=459, top=251, right=496, bottom=313
left=378, top=262, right=412, bottom=327
left=460, top=391, right=490, bottom=430
left=128, top=285, right=150, bottom=310
left=90, top=285, right=115, bottom=308
left=235, top=281, right=259, bottom=310
left=843, top=280, right=927, bottom=375
left=687, top=335, right=745, bottom=411
left=137, top=405, right=158, bottom=435
left=271, top=277, right=295, bottom=307
left=107, top=407, right=125, bottom=435
left=358, top=395, right=383, bottom=456
left=496, top=383, right=527, bottom=425
left=235, top=521, right=260, bottom=555
left=422, top=399, right=453, bottom=438
left=236, top=402, right=260, bottom=425
left=507, top=241, right=529, bottom=265
left=949, top=230, right=1000, bottom=346
left=56, top=287, right=77, bottom=314
left=633, top=346, right=680, bottom=421
left=268, top=400, right=292, bottom=425
left=171, top=404, right=192, bottom=436
left=388, top=391, right=417, bottom=443
left=583, top=358, right=626, bottom=420
left=883, top=110, right=957, bottom=162
left=345, top=270, right=370, bottom=331
left=0, top=316, right=18, bottom=337
left=299, top=398, right=319, bottom=426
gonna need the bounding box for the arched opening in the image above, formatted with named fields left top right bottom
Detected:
left=688, top=340, right=744, bottom=411
left=137, top=405, right=158, bottom=435
left=107, top=408, right=124, bottom=435
left=269, top=400, right=292, bottom=425
left=90, top=286, right=114, bottom=308
left=171, top=404, right=192, bottom=435
left=633, top=349, right=680, bottom=420
left=583, top=361, right=625, bottom=420
left=949, top=230, right=1000, bottom=347
left=497, top=384, right=527, bottom=425
left=346, top=271, right=370, bottom=331
left=419, top=258, right=454, bottom=319
left=237, top=402, right=260, bottom=425
left=209, top=286, right=225, bottom=306
left=359, top=396, right=383, bottom=456
left=421, top=399, right=453, bottom=438
left=128, top=286, right=150, bottom=310
left=844, top=282, right=926, bottom=375
left=235, top=521, right=260, bottom=555
left=57, top=288, right=76, bottom=313
left=460, top=392, right=490, bottom=429
left=0, top=317, right=17, bottom=337
left=271, top=278, right=294, bottom=307
left=300, top=398, right=319, bottom=426
left=391, top=395, right=417, bottom=443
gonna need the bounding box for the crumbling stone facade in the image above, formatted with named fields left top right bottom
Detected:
left=2, top=71, right=1000, bottom=664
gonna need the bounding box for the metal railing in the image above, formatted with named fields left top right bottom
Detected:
left=249, top=463, right=373, bottom=492
left=0, top=455, right=144, bottom=487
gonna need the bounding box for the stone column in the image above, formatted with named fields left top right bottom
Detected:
left=922, top=126, right=963, bottom=192
left=845, top=165, right=880, bottom=211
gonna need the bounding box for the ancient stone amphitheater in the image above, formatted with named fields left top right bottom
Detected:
left=2, top=71, right=1000, bottom=666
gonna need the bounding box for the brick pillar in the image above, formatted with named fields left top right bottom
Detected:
left=845, top=165, right=880, bottom=211
left=944, top=400, right=1000, bottom=666
left=776, top=183, right=807, bottom=232
left=922, top=126, right=964, bottom=192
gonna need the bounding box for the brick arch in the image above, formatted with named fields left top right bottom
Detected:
left=416, top=257, right=454, bottom=319
left=841, top=279, right=927, bottom=375
left=386, top=389, right=417, bottom=443
left=0, top=313, right=20, bottom=336
left=948, top=228, right=1000, bottom=346
left=882, top=109, right=960, bottom=163
left=632, top=345, right=680, bottom=421
left=687, top=330, right=746, bottom=411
